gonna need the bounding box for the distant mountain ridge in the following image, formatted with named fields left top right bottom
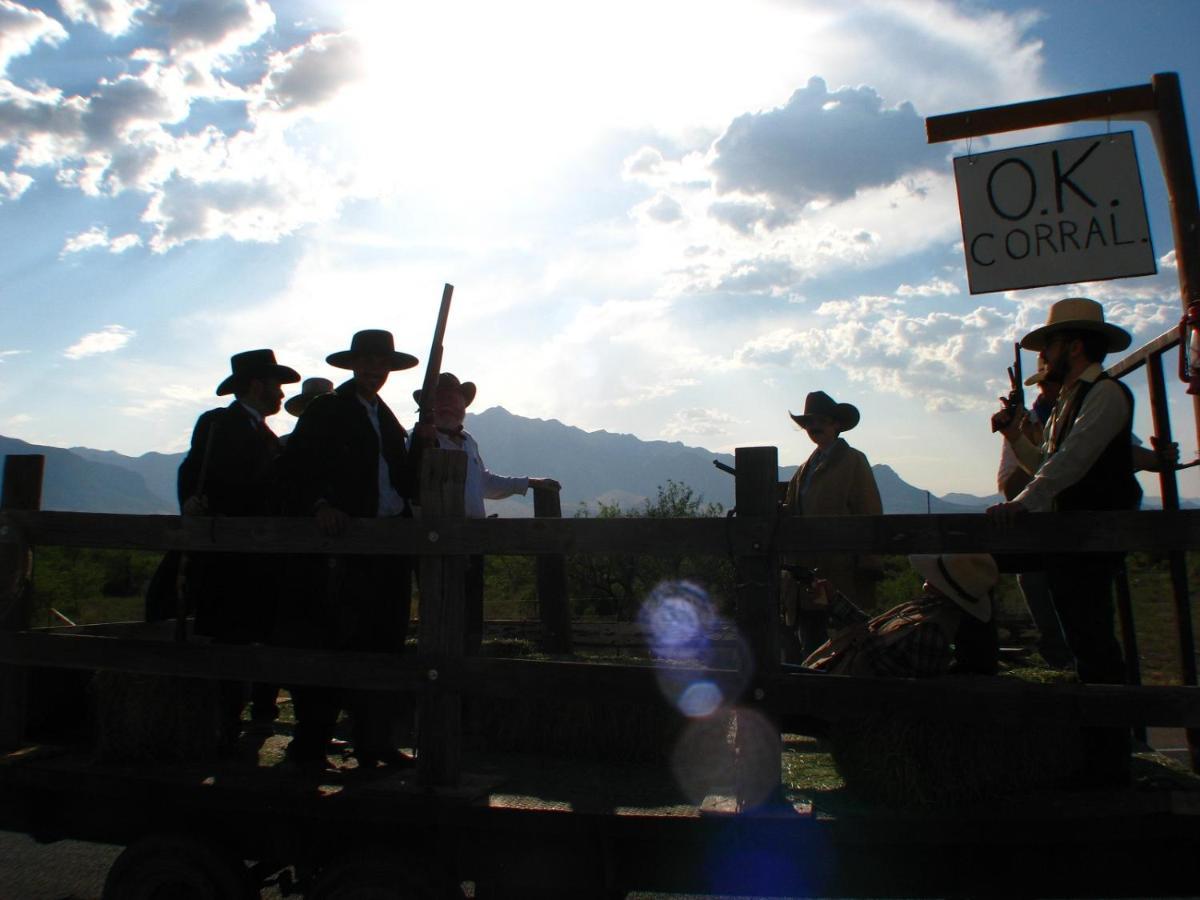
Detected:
left=0, top=407, right=1005, bottom=516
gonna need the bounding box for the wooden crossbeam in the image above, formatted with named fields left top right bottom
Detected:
left=2, top=630, right=1197, bottom=728
left=2, top=509, right=1199, bottom=556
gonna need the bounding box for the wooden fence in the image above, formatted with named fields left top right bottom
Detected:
left=2, top=448, right=1200, bottom=802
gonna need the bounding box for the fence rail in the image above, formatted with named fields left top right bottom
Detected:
left=3, top=450, right=1200, bottom=791
left=3, top=507, right=1200, bottom=556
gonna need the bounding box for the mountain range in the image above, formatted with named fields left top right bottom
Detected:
left=0, top=406, right=1001, bottom=516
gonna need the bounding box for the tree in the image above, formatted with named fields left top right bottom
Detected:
left=567, top=481, right=734, bottom=621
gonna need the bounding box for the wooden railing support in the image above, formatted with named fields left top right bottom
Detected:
left=733, top=446, right=781, bottom=809
left=0, top=454, right=43, bottom=751
left=1146, top=350, right=1200, bottom=770
left=417, top=449, right=467, bottom=787
left=533, top=487, right=572, bottom=654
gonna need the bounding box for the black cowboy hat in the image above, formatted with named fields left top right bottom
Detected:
left=413, top=371, right=477, bottom=407
left=215, top=349, right=300, bottom=396
left=788, top=390, right=860, bottom=432
left=284, top=377, right=335, bottom=417
left=325, top=330, right=419, bottom=371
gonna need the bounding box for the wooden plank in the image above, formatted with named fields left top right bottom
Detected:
left=1105, top=326, right=1180, bottom=379
left=0, top=510, right=765, bottom=557
left=7, top=508, right=1200, bottom=558
left=0, top=631, right=429, bottom=691
left=762, top=669, right=1200, bottom=728
left=533, top=487, right=572, bottom=654
left=4, top=630, right=1199, bottom=728
left=926, top=82, right=1155, bottom=144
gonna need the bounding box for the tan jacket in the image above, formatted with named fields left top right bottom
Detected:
left=782, top=438, right=883, bottom=618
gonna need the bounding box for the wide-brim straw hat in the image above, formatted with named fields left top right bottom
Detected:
left=284, top=377, right=335, bottom=417
left=326, top=329, right=418, bottom=371
left=215, top=349, right=300, bottom=396
left=909, top=553, right=998, bottom=623
left=789, top=390, right=860, bottom=432
left=413, top=371, right=477, bottom=407
left=1020, top=297, right=1131, bottom=353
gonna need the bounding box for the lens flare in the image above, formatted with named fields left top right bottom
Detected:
left=677, top=681, right=724, bottom=718
left=639, top=579, right=714, bottom=660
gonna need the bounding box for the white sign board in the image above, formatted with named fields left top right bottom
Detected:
left=954, top=132, right=1155, bottom=294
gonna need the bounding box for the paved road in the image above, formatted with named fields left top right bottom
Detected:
left=0, top=831, right=288, bottom=900
left=0, top=831, right=119, bottom=900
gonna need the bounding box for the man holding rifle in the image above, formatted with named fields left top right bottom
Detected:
left=281, top=328, right=435, bottom=773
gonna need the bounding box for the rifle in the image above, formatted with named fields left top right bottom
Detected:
left=418, top=283, right=454, bottom=426
left=712, top=459, right=736, bottom=476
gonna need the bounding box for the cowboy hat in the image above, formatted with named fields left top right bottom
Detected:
left=789, top=391, right=860, bottom=432
left=215, top=349, right=300, bottom=396
left=908, top=553, right=998, bottom=623
left=284, top=377, right=334, bottom=417
left=1020, top=297, right=1131, bottom=353
left=413, top=371, right=477, bottom=407
left=325, top=330, right=418, bottom=371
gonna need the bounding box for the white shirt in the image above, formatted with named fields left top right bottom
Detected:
left=430, top=429, right=529, bottom=518
left=1009, top=363, right=1131, bottom=512
left=357, top=394, right=406, bottom=517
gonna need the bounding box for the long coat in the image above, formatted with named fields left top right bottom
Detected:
left=175, top=401, right=282, bottom=640
left=782, top=437, right=883, bottom=614
left=278, top=380, right=422, bottom=652
left=281, top=380, right=419, bottom=517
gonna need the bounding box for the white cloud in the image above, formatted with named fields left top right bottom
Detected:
left=897, top=277, right=959, bottom=297
left=710, top=77, right=942, bottom=221
left=0, top=0, right=67, bottom=72
left=58, top=0, right=150, bottom=36
left=260, top=31, right=364, bottom=114
left=62, top=225, right=142, bottom=255
left=661, top=407, right=741, bottom=439
left=63, top=325, right=136, bottom=359
left=0, top=168, right=31, bottom=200
left=61, top=226, right=110, bottom=255
left=638, top=193, right=684, bottom=225
left=736, top=292, right=1015, bottom=411
left=4, top=413, right=30, bottom=426
left=140, top=0, right=275, bottom=61
left=120, top=381, right=213, bottom=417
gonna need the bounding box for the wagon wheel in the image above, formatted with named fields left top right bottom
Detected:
left=307, top=847, right=442, bottom=900
left=101, top=833, right=256, bottom=900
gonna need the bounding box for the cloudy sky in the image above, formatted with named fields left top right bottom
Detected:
left=2, top=0, right=1199, bottom=499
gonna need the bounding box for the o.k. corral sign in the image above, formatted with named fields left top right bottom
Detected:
left=953, top=131, right=1155, bottom=294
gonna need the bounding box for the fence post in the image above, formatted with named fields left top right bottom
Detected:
left=534, top=487, right=572, bottom=654
left=417, top=449, right=467, bottom=787
left=733, top=446, right=782, bottom=810
left=1146, top=349, right=1200, bottom=770
left=0, top=455, right=44, bottom=752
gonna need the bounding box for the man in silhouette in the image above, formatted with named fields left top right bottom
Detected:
left=280, top=330, right=432, bottom=772
left=178, top=348, right=299, bottom=750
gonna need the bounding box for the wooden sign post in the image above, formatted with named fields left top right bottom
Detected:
left=928, top=72, right=1200, bottom=770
